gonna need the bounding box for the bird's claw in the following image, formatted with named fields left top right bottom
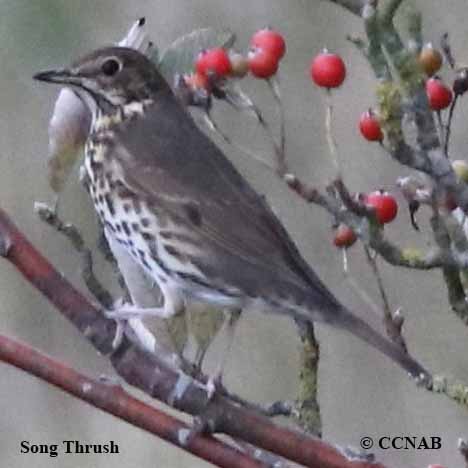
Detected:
left=111, top=319, right=125, bottom=350
left=205, top=373, right=223, bottom=401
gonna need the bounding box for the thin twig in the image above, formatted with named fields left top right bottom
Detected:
left=325, top=91, right=342, bottom=176
left=341, top=248, right=387, bottom=319
left=224, top=85, right=286, bottom=175
left=435, top=111, right=445, bottom=156
left=444, top=95, right=458, bottom=156
left=268, top=76, right=286, bottom=169
left=203, top=112, right=275, bottom=172
left=440, top=32, right=456, bottom=69
left=34, top=202, right=114, bottom=308
left=363, top=246, right=407, bottom=350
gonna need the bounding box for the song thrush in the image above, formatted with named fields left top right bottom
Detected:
left=34, top=46, right=429, bottom=381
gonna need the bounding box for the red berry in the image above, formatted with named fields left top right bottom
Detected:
left=310, top=51, right=346, bottom=88
left=248, top=48, right=279, bottom=79
left=365, top=191, right=398, bottom=224
left=426, top=77, right=453, bottom=110
left=359, top=110, right=383, bottom=141
left=333, top=224, right=357, bottom=248
left=250, top=28, right=286, bottom=61
left=195, top=48, right=232, bottom=78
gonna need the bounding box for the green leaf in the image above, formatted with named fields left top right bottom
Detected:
left=158, top=28, right=236, bottom=83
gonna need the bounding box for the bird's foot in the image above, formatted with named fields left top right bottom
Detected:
left=103, top=299, right=128, bottom=350
left=176, top=371, right=227, bottom=445
left=111, top=319, right=125, bottom=350
left=205, top=373, right=224, bottom=401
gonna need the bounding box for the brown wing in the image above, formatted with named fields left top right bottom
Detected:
left=112, top=92, right=339, bottom=308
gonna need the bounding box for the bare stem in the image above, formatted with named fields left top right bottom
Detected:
left=364, top=247, right=407, bottom=350
left=325, top=91, right=342, bottom=176
left=440, top=32, right=456, bottom=69
left=340, top=248, right=393, bottom=324
left=268, top=76, right=286, bottom=167
left=444, top=95, right=458, bottom=157
left=224, top=85, right=286, bottom=175
left=435, top=111, right=446, bottom=156
left=203, top=112, right=275, bottom=172
left=35, top=202, right=114, bottom=308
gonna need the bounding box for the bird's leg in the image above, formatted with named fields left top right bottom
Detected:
left=102, top=297, right=127, bottom=350
left=182, top=309, right=243, bottom=444
left=206, top=308, right=242, bottom=399
left=193, top=347, right=208, bottom=373
left=105, top=284, right=184, bottom=320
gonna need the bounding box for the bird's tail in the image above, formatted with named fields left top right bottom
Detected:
left=328, top=305, right=431, bottom=383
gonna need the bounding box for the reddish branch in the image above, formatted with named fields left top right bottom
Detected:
left=0, top=334, right=261, bottom=468
left=0, top=207, right=387, bottom=468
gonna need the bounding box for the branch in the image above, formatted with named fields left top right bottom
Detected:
left=0, top=207, right=388, bottom=468
left=295, top=321, right=322, bottom=436
left=363, top=1, right=392, bottom=79
left=432, top=375, right=468, bottom=411
left=430, top=212, right=468, bottom=323
left=363, top=247, right=407, bottom=351
left=35, top=202, right=114, bottom=308
left=0, top=334, right=261, bottom=468
left=284, top=174, right=452, bottom=270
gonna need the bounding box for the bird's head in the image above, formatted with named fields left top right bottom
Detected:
left=34, top=46, right=169, bottom=114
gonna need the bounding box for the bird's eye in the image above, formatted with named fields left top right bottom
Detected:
left=101, top=58, right=121, bottom=76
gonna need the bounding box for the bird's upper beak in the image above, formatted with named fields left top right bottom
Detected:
left=33, top=68, right=82, bottom=86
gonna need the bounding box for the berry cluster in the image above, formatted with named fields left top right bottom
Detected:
left=185, top=35, right=463, bottom=251
left=307, top=49, right=400, bottom=248
left=185, top=27, right=286, bottom=95
left=308, top=40, right=468, bottom=249
left=310, top=44, right=455, bottom=145
left=248, top=28, right=286, bottom=78
left=418, top=42, right=468, bottom=211
left=418, top=43, right=453, bottom=110
left=332, top=191, right=398, bottom=249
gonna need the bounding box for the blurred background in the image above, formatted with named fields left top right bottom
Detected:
left=1, top=0, right=468, bottom=466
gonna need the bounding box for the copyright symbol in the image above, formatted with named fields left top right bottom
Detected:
left=360, top=437, right=373, bottom=450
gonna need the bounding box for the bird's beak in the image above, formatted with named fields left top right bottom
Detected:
left=33, top=68, right=82, bottom=86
